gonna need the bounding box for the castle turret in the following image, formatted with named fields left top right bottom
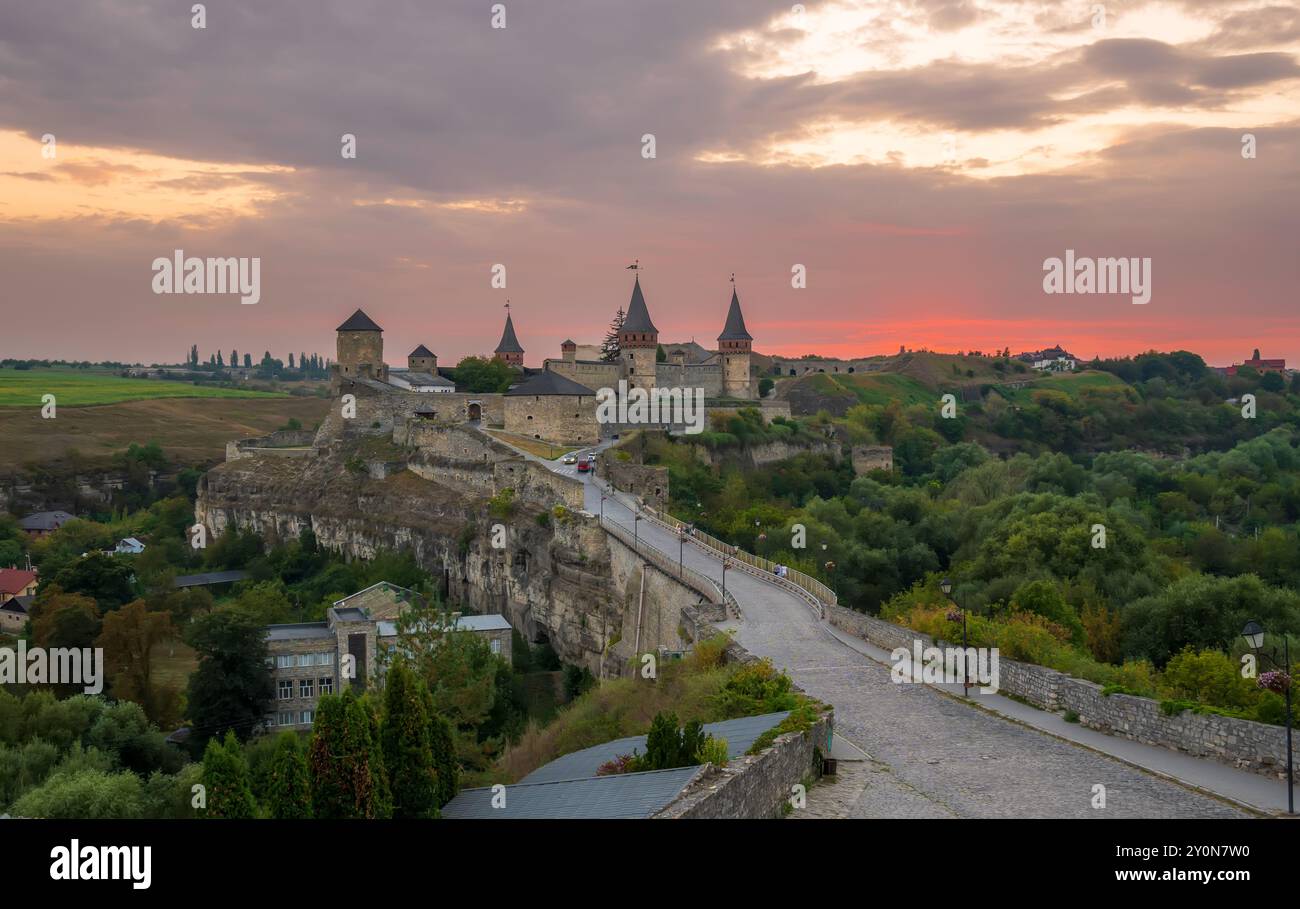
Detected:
left=619, top=274, right=658, bottom=391
left=561, top=339, right=577, bottom=362
left=335, top=309, right=387, bottom=382
left=717, top=284, right=753, bottom=399
left=494, top=311, right=524, bottom=368
left=408, top=344, right=437, bottom=372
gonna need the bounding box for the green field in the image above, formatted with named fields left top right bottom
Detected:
left=994, top=370, right=1132, bottom=405
left=0, top=368, right=287, bottom=407
left=826, top=372, right=935, bottom=407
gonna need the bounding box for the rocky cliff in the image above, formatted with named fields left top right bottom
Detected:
left=196, top=443, right=700, bottom=676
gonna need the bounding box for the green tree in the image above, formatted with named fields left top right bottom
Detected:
left=452, top=356, right=515, bottom=393
left=381, top=659, right=439, bottom=818
left=201, top=730, right=257, bottom=818
left=600, top=308, right=624, bottom=362
left=308, top=690, right=391, bottom=819
left=264, top=732, right=312, bottom=819
left=184, top=611, right=274, bottom=749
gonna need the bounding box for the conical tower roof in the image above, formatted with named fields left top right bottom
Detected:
left=336, top=309, right=383, bottom=332
left=621, top=275, right=658, bottom=334
left=717, top=288, right=752, bottom=341
left=495, top=312, right=524, bottom=354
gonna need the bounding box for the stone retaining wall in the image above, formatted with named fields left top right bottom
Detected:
left=825, top=604, right=1292, bottom=778
left=658, top=606, right=833, bottom=818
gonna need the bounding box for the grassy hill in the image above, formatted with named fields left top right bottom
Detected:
left=0, top=368, right=288, bottom=407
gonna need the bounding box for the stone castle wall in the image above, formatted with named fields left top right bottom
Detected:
left=504, top=394, right=599, bottom=444
left=336, top=331, right=386, bottom=380
left=654, top=362, right=724, bottom=398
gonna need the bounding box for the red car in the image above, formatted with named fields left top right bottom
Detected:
left=577, top=458, right=591, bottom=473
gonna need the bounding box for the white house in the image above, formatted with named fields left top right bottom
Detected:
left=1017, top=345, right=1077, bottom=372
left=115, top=537, right=146, bottom=554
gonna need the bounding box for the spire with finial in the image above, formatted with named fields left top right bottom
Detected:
left=495, top=303, right=524, bottom=366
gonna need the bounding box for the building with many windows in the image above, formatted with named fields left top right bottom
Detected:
left=264, top=586, right=512, bottom=731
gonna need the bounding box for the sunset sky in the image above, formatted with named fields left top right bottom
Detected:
left=1, top=1, right=1297, bottom=367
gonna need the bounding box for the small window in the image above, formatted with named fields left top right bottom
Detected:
left=300, top=710, right=314, bottom=725
left=300, top=678, right=314, bottom=698
left=320, top=676, right=334, bottom=695
left=491, top=639, right=502, bottom=655
left=276, top=655, right=292, bottom=669
left=278, top=712, right=294, bottom=726
left=278, top=680, right=293, bottom=700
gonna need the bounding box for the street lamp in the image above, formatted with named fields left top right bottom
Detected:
left=600, top=493, right=606, bottom=520
left=633, top=512, right=642, bottom=549
left=678, top=527, right=685, bottom=578
left=1241, top=619, right=1293, bottom=814
left=940, top=577, right=971, bottom=697
left=721, top=558, right=728, bottom=603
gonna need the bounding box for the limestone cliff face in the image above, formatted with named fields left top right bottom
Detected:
left=195, top=447, right=687, bottom=676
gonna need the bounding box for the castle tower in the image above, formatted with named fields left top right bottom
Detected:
left=335, top=309, right=387, bottom=382
left=717, top=283, right=753, bottom=399
left=408, top=344, right=437, bottom=372
left=494, top=311, right=524, bottom=368
left=560, top=339, right=576, bottom=362
left=619, top=273, right=658, bottom=391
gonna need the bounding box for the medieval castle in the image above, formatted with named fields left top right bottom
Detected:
left=329, top=272, right=756, bottom=445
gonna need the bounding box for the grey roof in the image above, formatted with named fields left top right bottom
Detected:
left=718, top=288, right=753, bottom=341
left=441, top=766, right=703, bottom=819
left=329, top=606, right=369, bottom=622
left=0, top=595, right=31, bottom=614
left=520, top=711, right=790, bottom=785
left=409, top=344, right=435, bottom=358
left=19, top=511, right=74, bottom=530
left=620, top=276, right=658, bottom=334
left=173, top=569, right=249, bottom=588
left=394, top=370, right=455, bottom=388
left=377, top=613, right=512, bottom=638
left=336, top=309, right=383, bottom=332
left=495, top=313, right=524, bottom=354
left=266, top=621, right=333, bottom=641
left=505, top=370, right=595, bottom=397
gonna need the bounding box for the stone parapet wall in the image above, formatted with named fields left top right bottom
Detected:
left=824, top=604, right=1293, bottom=778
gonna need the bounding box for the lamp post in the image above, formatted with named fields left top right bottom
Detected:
left=940, top=577, right=970, bottom=697
left=678, top=527, right=685, bottom=578
left=600, top=493, right=606, bottom=520
left=633, top=512, right=642, bottom=549
left=721, top=559, right=728, bottom=603
left=1242, top=619, right=1294, bottom=814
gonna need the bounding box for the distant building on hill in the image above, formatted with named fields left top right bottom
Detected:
left=18, top=511, right=75, bottom=537
left=1226, top=348, right=1286, bottom=376
left=1016, top=346, right=1077, bottom=371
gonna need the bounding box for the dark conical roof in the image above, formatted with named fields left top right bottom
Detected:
left=409, top=344, right=435, bottom=358
left=505, top=370, right=596, bottom=396
left=337, top=309, right=383, bottom=332
left=495, top=312, right=524, bottom=354
left=621, top=275, right=658, bottom=334
left=717, top=288, right=752, bottom=341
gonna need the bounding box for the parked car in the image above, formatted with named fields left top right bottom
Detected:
left=562, top=454, right=578, bottom=464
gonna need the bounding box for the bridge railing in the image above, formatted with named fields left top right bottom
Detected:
left=635, top=503, right=838, bottom=610
left=599, top=515, right=739, bottom=618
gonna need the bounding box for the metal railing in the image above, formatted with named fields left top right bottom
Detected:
left=600, top=515, right=739, bottom=618
left=636, top=504, right=838, bottom=609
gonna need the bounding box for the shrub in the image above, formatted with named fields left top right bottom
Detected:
left=696, top=736, right=729, bottom=767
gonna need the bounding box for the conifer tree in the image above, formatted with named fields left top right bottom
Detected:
left=201, top=729, right=257, bottom=818
left=600, top=308, right=624, bottom=362
left=381, top=659, right=438, bottom=818
left=265, top=731, right=312, bottom=819
left=308, top=690, right=391, bottom=819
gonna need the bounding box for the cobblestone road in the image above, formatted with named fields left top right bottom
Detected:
left=587, top=477, right=1246, bottom=819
